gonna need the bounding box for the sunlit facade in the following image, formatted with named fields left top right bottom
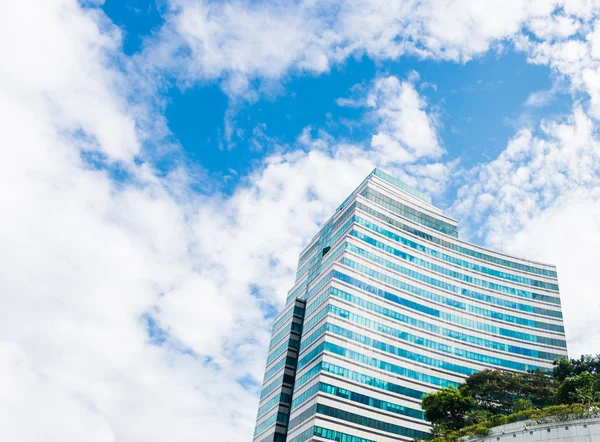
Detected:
left=252, top=169, right=567, bottom=442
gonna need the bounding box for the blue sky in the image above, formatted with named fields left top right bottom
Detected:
left=105, top=0, right=573, bottom=196
left=3, top=1, right=600, bottom=441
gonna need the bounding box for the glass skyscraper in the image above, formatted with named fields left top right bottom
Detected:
left=253, top=169, right=567, bottom=442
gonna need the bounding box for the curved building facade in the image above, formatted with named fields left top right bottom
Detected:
left=252, top=169, right=567, bottom=442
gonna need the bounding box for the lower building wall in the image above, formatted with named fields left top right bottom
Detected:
left=466, top=417, right=600, bottom=442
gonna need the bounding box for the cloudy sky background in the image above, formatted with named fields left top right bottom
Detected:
left=1, top=0, right=600, bottom=440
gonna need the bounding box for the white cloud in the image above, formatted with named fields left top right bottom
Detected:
left=0, top=3, right=449, bottom=441
left=503, top=193, right=600, bottom=357
left=524, top=88, right=557, bottom=107
left=451, top=106, right=600, bottom=356
left=514, top=12, right=600, bottom=119
left=143, top=0, right=575, bottom=98
left=527, top=13, right=580, bottom=41
left=332, top=74, right=452, bottom=194
left=368, top=75, right=444, bottom=164
left=0, top=1, right=265, bottom=440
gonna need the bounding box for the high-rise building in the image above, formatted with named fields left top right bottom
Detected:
left=252, top=169, right=567, bottom=442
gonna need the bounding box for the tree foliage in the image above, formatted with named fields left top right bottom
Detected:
left=464, top=409, right=494, bottom=426
left=418, top=355, right=600, bottom=441
left=512, top=398, right=534, bottom=413
left=460, top=369, right=556, bottom=413
left=553, top=354, right=600, bottom=381
left=420, top=403, right=600, bottom=442
left=421, top=387, right=475, bottom=431
left=554, top=371, right=596, bottom=405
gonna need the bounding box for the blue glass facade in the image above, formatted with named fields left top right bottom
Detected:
left=253, top=169, right=567, bottom=442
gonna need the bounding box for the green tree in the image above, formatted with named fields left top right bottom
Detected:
left=552, top=358, right=574, bottom=382
left=512, top=398, right=534, bottom=413
left=421, top=387, right=476, bottom=431
left=461, top=369, right=556, bottom=413
left=555, top=371, right=595, bottom=405
left=553, top=355, right=600, bottom=381
left=464, top=409, right=494, bottom=426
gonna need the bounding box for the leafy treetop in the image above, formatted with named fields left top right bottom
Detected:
left=419, top=354, right=600, bottom=441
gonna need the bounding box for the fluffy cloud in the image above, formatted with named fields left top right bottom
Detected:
left=334, top=74, right=453, bottom=194
left=146, top=0, right=572, bottom=97
left=0, top=2, right=445, bottom=441
left=0, top=1, right=264, bottom=440
left=451, top=107, right=600, bottom=356
left=368, top=75, right=444, bottom=163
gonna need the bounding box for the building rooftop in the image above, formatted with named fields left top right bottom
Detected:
left=370, top=168, right=432, bottom=204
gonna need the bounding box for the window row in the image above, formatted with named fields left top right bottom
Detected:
left=355, top=201, right=556, bottom=278
left=288, top=425, right=375, bottom=442
left=260, top=373, right=294, bottom=400
left=352, top=228, right=561, bottom=308
left=257, top=430, right=287, bottom=442
left=333, top=271, right=566, bottom=348
left=256, top=392, right=293, bottom=419
left=316, top=404, right=431, bottom=439
left=297, top=341, right=459, bottom=389
left=296, top=204, right=357, bottom=277
left=286, top=281, right=308, bottom=306
left=289, top=403, right=431, bottom=440
left=355, top=216, right=560, bottom=297
left=254, top=410, right=288, bottom=437
left=269, top=321, right=303, bottom=352
left=293, top=360, right=426, bottom=405
left=341, top=259, right=565, bottom=335
left=290, top=381, right=425, bottom=420
left=307, top=302, right=564, bottom=368
left=272, top=304, right=305, bottom=336
left=362, top=188, right=458, bottom=237
left=287, top=244, right=346, bottom=306
left=266, top=338, right=300, bottom=366
left=350, top=236, right=563, bottom=319
left=263, top=355, right=297, bottom=384
left=302, top=304, right=451, bottom=356
left=305, top=240, right=348, bottom=286
left=372, top=168, right=432, bottom=203
left=303, top=321, right=542, bottom=376
left=350, top=235, right=457, bottom=292
left=327, top=286, right=564, bottom=360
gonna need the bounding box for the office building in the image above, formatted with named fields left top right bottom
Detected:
left=253, top=169, right=567, bottom=442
